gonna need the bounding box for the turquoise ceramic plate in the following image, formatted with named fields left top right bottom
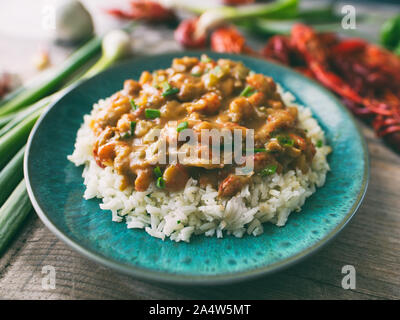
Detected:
left=25, top=52, right=369, bottom=285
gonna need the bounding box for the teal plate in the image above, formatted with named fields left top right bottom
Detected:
left=25, top=52, right=369, bottom=285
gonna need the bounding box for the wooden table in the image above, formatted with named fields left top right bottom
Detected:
left=0, top=0, right=399, bottom=300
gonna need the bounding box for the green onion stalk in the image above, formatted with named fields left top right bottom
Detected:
left=0, top=29, right=132, bottom=169
left=0, top=112, right=18, bottom=129
left=82, top=29, right=132, bottom=79
left=0, top=180, right=32, bottom=254
left=0, top=146, right=25, bottom=207
left=176, top=0, right=348, bottom=41
left=380, top=14, right=400, bottom=54
left=190, top=0, right=299, bottom=39
left=0, top=36, right=102, bottom=116
left=0, top=28, right=133, bottom=255
left=0, top=96, right=51, bottom=137
left=238, top=8, right=371, bottom=40
left=0, top=29, right=132, bottom=136
left=0, top=109, right=42, bottom=169
left=236, top=5, right=340, bottom=36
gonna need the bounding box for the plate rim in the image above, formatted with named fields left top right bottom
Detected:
left=24, top=51, right=370, bottom=285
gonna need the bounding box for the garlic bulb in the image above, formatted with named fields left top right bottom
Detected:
left=55, top=0, right=94, bottom=44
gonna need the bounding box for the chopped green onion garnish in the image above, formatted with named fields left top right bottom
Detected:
left=213, top=65, right=227, bottom=78
left=120, top=131, right=131, bottom=139
left=244, top=148, right=267, bottom=153
left=161, top=81, right=170, bottom=91
left=145, top=108, right=161, bottom=119
left=156, top=177, right=165, bottom=189
left=154, top=166, right=162, bottom=178
left=177, top=220, right=181, bottom=224
left=260, top=164, right=277, bottom=176
left=213, top=66, right=221, bottom=74
left=161, top=82, right=179, bottom=97
left=130, top=99, right=137, bottom=110
left=240, top=85, right=256, bottom=97
left=201, top=55, right=212, bottom=63
left=191, top=72, right=202, bottom=77
left=277, top=135, right=294, bottom=147
left=316, top=140, right=323, bottom=148
left=162, top=87, right=179, bottom=97
left=130, top=121, right=136, bottom=135
left=177, top=121, right=188, bottom=132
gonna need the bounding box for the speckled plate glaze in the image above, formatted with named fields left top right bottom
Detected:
left=25, top=52, right=369, bottom=285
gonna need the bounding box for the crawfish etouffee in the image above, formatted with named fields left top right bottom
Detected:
left=69, top=56, right=331, bottom=242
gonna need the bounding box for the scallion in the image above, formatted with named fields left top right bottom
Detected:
left=130, top=121, right=136, bottom=135
left=240, top=85, right=256, bottom=97
left=260, top=164, right=278, bottom=176
left=156, top=177, right=166, bottom=189
left=201, top=55, right=212, bottom=63
left=0, top=36, right=102, bottom=117
left=120, top=132, right=131, bottom=139
left=145, top=109, right=161, bottom=119
left=0, top=146, right=25, bottom=206
left=0, top=113, right=17, bottom=129
left=254, top=148, right=267, bottom=153
left=130, top=99, right=138, bottom=110
left=154, top=166, right=162, bottom=178
left=213, top=66, right=222, bottom=74
left=177, top=121, right=188, bottom=132
left=277, top=135, right=294, bottom=147
left=161, top=82, right=179, bottom=97
left=0, top=26, right=135, bottom=256
left=163, top=87, right=179, bottom=97
left=0, top=97, right=49, bottom=137
left=0, top=109, right=41, bottom=170
left=0, top=179, right=32, bottom=255
left=120, top=121, right=136, bottom=140
left=191, top=0, right=298, bottom=39
left=80, top=29, right=132, bottom=79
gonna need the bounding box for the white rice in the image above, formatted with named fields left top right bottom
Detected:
left=68, top=86, right=331, bottom=242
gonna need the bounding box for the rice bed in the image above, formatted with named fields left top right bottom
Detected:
left=68, top=87, right=331, bottom=242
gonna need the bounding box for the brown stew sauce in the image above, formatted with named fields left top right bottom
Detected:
left=91, top=56, right=316, bottom=197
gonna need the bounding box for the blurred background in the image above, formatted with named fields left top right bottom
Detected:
left=0, top=0, right=399, bottom=78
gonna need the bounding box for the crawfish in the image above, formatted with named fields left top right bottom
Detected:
left=263, top=24, right=400, bottom=152
left=105, top=0, right=175, bottom=22
left=174, top=18, right=206, bottom=49
left=210, top=26, right=255, bottom=54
